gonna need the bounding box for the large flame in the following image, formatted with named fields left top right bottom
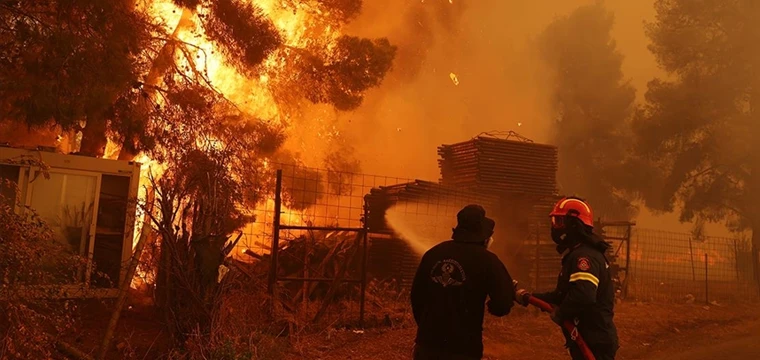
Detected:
left=128, top=1, right=348, bottom=270
left=145, top=0, right=337, bottom=122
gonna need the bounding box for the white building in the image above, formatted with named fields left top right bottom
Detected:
left=1, top=146, right=140, bottom=298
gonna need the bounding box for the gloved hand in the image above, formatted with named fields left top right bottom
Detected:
left=549, top=306, right=562, bottom=326
left=515, top=289, right=531, bottom=307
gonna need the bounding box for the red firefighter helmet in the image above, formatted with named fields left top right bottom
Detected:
left=549, top=197, right=594, bottom=228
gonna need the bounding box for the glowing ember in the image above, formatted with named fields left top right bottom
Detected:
left=449, top=72, right=460, bottom=86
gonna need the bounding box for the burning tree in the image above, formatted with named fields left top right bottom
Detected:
left=144, top=84, right=283, bottom=341
left=0, top=0, right=159, bottom=155
left=0, top=0, right=396, bottom=159
left=1, top=0, right=397, bottom=351
left=538, top=3, right=637, bottom=220
left=630, top=0, right=760, bottom=284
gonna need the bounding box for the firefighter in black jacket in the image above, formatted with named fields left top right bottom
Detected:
left=515, top=197, right=619, bottom=360
left=411, top=204, right=515, bottom=360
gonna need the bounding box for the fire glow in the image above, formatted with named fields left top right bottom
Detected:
left=117, top=0, right=404, bottom=290
left=124, top=1, right=346, bottom=249
left=143, top=0, right=339, bottom=122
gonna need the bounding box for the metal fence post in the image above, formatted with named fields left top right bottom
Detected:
left=624, top=223, right=631, bottom=298
left=733, top=238, right=740, bottom=281
left=689, top=237, right=696, bottom=281
left=534, top=223, right=540, bottom=290
left=359, top=201, right=369, bottom=328
left=268, top=169, right=283, bottom=295
left=704, top=253, right=709, bottom=305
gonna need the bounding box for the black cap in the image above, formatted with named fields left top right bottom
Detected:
left=456, top=204, right=486, bottom=232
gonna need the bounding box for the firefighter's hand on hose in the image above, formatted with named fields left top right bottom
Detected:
left=515, top=289, right=531, bottom=307
left=549, top=306, right=562, bottom=326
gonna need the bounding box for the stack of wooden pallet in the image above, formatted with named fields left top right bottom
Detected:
left=364, top=135, right=563, bottom=291
left=367, top=234, right=419, bottom=288
left=438, top=135, right=561, bottom=291
left=438, top=136, right=558, bottom=195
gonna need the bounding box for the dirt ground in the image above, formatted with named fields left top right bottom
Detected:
left=64, top=299, right=760, bottom=359
left=284, top=302, right=760, bottom=360
left=639, top=317, right=760, bottom=360
left=58, top=297, right=170, bottom=360
left=645, top=323, right=760, bottom=360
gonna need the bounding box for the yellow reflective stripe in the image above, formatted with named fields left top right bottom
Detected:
left=569, top=272, right=599, bottom=287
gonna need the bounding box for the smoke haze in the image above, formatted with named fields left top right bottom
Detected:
left=335, top=1, right=659, bottom=180
left=337, top=1, right=728, bottom=235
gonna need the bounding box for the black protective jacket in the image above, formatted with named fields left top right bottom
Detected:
left=534, top=241, right=618, bottom=347
left=411, top=239, right=515, bottom=359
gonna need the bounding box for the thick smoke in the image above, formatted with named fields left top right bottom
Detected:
left=329, top=0, right=659, bottom=179
left=329, top=1, right=723, bottom=234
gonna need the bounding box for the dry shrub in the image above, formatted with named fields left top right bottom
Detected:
left=157, top=252, right=415, bottom=358
left=0, top=191, right=83, bottom=359
left=363, top=278, right=413, bottom=329
left=166, top=270, right=289, bottom=360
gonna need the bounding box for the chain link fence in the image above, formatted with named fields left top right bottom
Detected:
left=627, top=228, right=759, bottom=303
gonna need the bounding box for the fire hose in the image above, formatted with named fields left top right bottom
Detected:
left=513, top=281, right=596, bottom=360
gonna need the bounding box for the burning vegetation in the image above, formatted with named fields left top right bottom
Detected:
left=0, top=0, right=395, bottom=160
left=0, top=0, right=399, bottom=357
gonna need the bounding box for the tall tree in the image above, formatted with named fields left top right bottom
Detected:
left=632, top=0, right=760, bottom=276
left=0, top=0, right=159, bottom=155
left=538, top=3, right=637, bottom=219
left=142, top=72, right=286, bottom=343
left=201, top=0, right=282, bottom=75
left=299, top=36, right=396, bottom=111
left=1, top=0, right=395, bottom=157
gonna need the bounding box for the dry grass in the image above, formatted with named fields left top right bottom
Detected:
left=53, top=268, right=760, bottom=360
left=281, top=301, right=760, bottom=360
left=57, top=292, right=760, bottom=359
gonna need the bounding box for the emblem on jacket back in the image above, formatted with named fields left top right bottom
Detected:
left=430, top=259, right=467, bottom=287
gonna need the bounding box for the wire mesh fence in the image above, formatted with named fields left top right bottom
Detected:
left=627, top=228, right=759, bottom=302
left=239, top=164, right=760, bottom=312
left=597, top=222, right=633, bottom=298
left=239, top=163, right=409, bottom=256
left=237, top=163, right=536, bottom=326
left=237, top=164, right=423, bottom=327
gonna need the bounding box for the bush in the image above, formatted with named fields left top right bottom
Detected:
left=0, top=191, right=83, bottom=359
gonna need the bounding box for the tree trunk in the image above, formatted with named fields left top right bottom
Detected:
left=78, top=116, right=107, bottom=157
left=115, top=7, right=195, bottom=161
left=737, top=77, right=758, bottom=285
left=145, top=8, right=195, bottom=89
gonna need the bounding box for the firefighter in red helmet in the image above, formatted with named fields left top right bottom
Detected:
left=515, top=196, right=619, bottom=360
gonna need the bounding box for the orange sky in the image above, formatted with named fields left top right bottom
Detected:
left=340, top=0, right=661, bottom=178
left=337, top=0, right=731, bottom=236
